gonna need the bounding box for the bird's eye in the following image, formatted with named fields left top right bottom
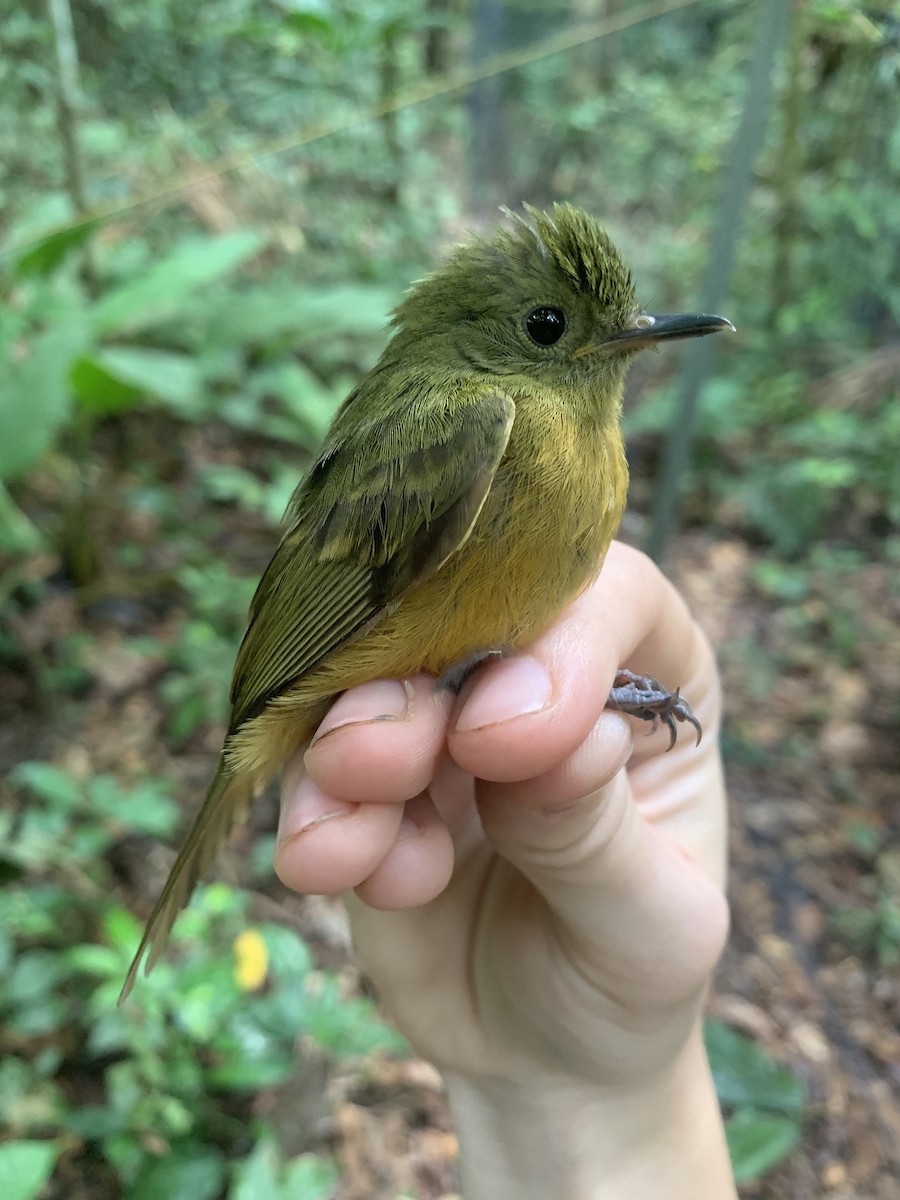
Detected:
left=525, top=306, right=567, bottom=347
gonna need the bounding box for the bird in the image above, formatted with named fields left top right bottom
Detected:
left=120, top=203, right=733, bottom=1000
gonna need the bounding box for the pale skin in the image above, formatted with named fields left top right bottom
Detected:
left=275, top=540, right=738, bottom=1200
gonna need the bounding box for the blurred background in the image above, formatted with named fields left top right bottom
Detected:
left=1, top=0, right=898, bottom=1197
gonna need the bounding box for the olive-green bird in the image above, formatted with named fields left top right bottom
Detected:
left=120, top=203, right=733, bottom=1000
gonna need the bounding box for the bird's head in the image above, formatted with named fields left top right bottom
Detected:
left=390, top=203, right=732, bottom=398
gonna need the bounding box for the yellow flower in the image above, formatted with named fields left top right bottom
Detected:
left=233, top=929, right=268, bottom=991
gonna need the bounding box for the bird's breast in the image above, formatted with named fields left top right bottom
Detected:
left=373, top=392, right=629, bottom=675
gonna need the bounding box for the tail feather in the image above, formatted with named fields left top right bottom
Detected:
left=118, top=761, right=254, bottom=1003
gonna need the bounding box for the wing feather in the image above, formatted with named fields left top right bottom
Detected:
left=229, top=383, right=514, bottom=728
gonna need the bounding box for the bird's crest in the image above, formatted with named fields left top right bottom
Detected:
left=500, top=203, right=635, bottom=310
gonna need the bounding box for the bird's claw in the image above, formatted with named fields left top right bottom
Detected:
left=437, top=646, right=511, bottom=694
left=605, top=668, right=702, bottom=750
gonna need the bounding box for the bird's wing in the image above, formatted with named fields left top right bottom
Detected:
left=229, top=382, right=515, bottom=728
left=118, top=384, right=514, bottom=1003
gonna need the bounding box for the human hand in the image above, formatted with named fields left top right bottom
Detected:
left=276, top=541, right=735, bottom=1198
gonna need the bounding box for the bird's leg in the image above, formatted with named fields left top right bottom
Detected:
left=437, top=647, right=512, bottom=694
left=605, top=668, right=702, bottom=751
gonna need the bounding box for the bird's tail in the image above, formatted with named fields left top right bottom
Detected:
left=118, top=760, right=254, bottom=1003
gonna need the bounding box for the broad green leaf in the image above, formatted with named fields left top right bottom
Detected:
left=230, top=1138, right=280, bottom=1200
left=726, top=1109, right=802, bottom=1182
left=7, top=951, right=71, bottom=1006
left=204, top=283, right=395, bottom=347
left=101, top=786, right=179, bottom=837
left=12, top=220, right=101, bottom=278
left=1, top=194, right=75, bottom=270
left=279, top=1154, right=337, bottom=1200
left=706, top=1022, right=807, bottom=1113
left=83, top=347, right=202, bottom=414
left=0, top=320, right=88, bottom=481
left=9, top=762, right=84, bottom=810
left=230, top=1140, right=337, bottom=1200
left=259, top=923, right=313, bottom=983
left=70, top=354, right=141, bottom=414
left=66, top=944, right=122, bottom=977
left=271, top=0, right=336, bottom=41
left=207, top=1056, right=296, bottom=1094
left=0, top=483, right=43, bottom=553
left=90, top=231, right=267, bottom=335
left=0, top=1140, right=59, bottom=1200
left=128, top=1143, right=225, bottom=1200
left=103, top=907, right=142, bottom=952
left=62, top=1105, right=124, bottom=1140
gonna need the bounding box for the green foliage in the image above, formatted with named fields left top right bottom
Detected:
left=1, top=762, right=404, bottom=1196
left=831, top=841, right=900, bottom=967
left=0, top=318, right=90, bottom=483
left=4, top=763, right=179, bottom=876
left=0, top=1141, right=60, bottom=1200
left=230, top=1138, right=337, bottom=1200
left=724, top=1109, right=804, bottom=1184
left=2, top=0, right=895, bottom=1192
left=88, top=232, right=268, bottom=335
left=832, top=892, right=900, bottom=966
left=1, top=223, right=395, bottom=460
left=706, top=1021, right=807, bottom=1182
left=154, top=562, right=259, bottom=741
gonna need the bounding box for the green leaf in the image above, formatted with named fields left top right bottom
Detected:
left=9, top=762, right=84, bottom=809
left=7, top=950, right=71, bottom=1010
left=0, top=1141, right=59, bottom=1200
left=0, top=320, right=88, bottom=481
left=66, top=944, right=122, bottom=977
left=128, top=1144, right=225, bottom=1200
left=279, top=1155, right=337, bottom=1200
left=260, top=924, right=313, bottom=983
left=63, top=1104, right=124, bottom=1141
left=12, top=220, right=101, bottom=278
left=102, top=785, right=179, bottom=837
left=230, top=1138, right=280, bottom=1200
left=205, top=282, right=394, bottom=348
left=70, top=355, right=141, bottom=414
left=208, top=1039, right=296, bottom=1091
left=103, top=907, right=142, bottom=952
left=90, top=232, right=267, bottom=335
left=0, top=483, right=43, bottom=553
left=706, top=1022, right=807, bottom=1113
left=230, top=1140, right=337, bottom=1200
left=282, top=11, right=335, bottom=38
left=726, top=1109, right=802, bottom=1182
left=751, top=561, right=810, bottom=602
left=73, top=347, right=202, bottom=415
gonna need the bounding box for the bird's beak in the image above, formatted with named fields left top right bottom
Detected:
left=608, top=312, right=735, bottom=352
left=574, top=312, right=735, bottom=358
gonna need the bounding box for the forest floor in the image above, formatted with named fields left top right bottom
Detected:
left=5, top=481, right=899, bottom=1199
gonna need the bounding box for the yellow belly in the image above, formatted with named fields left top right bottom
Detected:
left=226, top=405, right=628, bottom=778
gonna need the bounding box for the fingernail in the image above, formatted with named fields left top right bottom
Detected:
left=310, top=679, right=412, bottom=747
left=277, top=777, right=357, bottom=846
left=455, top=655, right=553, bottom=732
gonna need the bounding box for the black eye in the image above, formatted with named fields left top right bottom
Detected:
left=525, top=306, right=567, bottom=347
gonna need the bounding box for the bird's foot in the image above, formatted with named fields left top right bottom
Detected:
left=605, top=668, right=702, bottom=751
left=437, top=647, right=512, bottom=694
